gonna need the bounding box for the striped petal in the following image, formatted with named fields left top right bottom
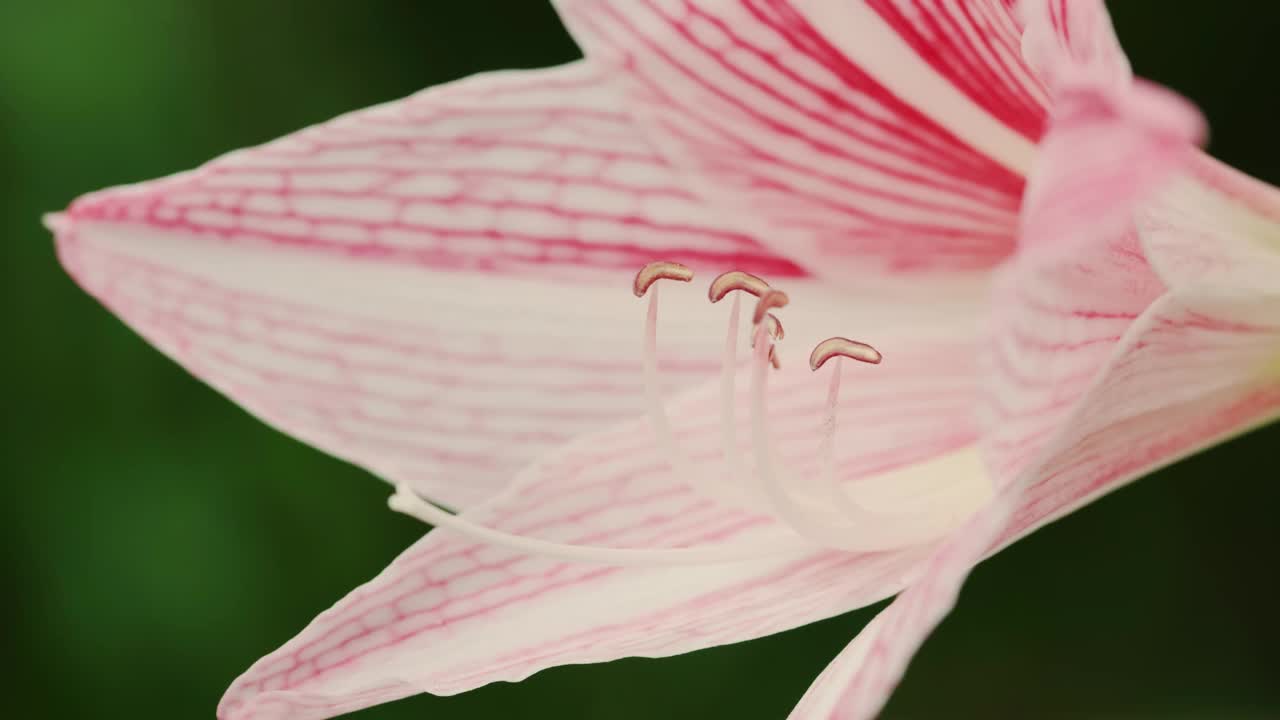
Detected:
left=217, top=322, right=988, bottom=720
left=49, top=61, right=807, bottom=508
left=790, top=149, right=1280, bottom=720
left=1018, top=0, right=1131, bottom=91
left=1140, top=153, right=1280, bottom=297
left=1015, top=0, right=1205, bottom=252
left=787, top=500, right=1010, bottom=720
left=792, top=286, right=1280, bottom=720
left=553, top=0, right=1045, bottom=277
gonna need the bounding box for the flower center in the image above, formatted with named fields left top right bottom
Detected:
left=390, top=262, right=993, bottom=565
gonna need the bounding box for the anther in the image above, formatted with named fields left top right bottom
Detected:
left=750, top=313, right=785, bottom=348
left=708, top=270, right=770, bottom=303
left=809, top=337, right=883, bottom=371
left=752, top=290, right=789, bottom=325
left=634, top=261, right=694, bottom=298
left=766, top=313, right=785, bottom=341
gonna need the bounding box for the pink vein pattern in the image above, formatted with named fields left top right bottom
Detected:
left=865, top=0, right=1048, bottom=140
left=555, top=0, right=1041, bottom=276
left=53, top=62, right=810, bottom=508
left=1140, top=153, right=1280, bottom=296
left=216, top=333, right=982, bottom=720
left=980, top=228, right=1165, bottom=482
left=792, top=286, right=1280, bottom=720
left=67, top=62, right=801, bottom=278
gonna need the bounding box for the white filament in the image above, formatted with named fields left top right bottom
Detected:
left=748, top=324, right=862, bottom=548
left=388, top=484, right=811, bottom=566
left=748, top=325, right=957, bottom=552
left=819, top=360, right=881, bottom=522
left=388, top=282, right=979, bottom=566
left=818, top=358, right=851, bottom=511
left=719, top=293, right=746, bottom=486
left=642, top=283, right=740, bottom=504
left=641, top=285, right=686, bottom=479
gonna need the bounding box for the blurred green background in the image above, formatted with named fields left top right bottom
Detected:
left=3, top=2, right=1278, bottom=718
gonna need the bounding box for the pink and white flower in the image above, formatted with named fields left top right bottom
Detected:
left=46, top=1, right=1280, bottom=718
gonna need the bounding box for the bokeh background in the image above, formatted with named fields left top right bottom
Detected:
left=3, top=2, right=1278, bottom=718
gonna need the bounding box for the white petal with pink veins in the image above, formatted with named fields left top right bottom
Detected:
left=1019, top=0, right=1131, bottom=90
left=795, top=0, right=1037, bottom=173
left=50, top=61, right=812, bottom=508
left=217, top=324, right=989, bottom=720
left=791, top=287, right=1280, bottom=720
left=1140, top=154, right=1280, bottom=297
left=554, top=0, right=1047, bottom=277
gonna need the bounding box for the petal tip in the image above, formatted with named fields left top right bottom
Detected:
left=42, top=212, right=70, bottom=234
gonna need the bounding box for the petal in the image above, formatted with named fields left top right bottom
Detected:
left=1015, top=0, right=1205, bottom=252
left=1017, top=78, right=1205, bottom=252
left=1018, top=0, right=1131, bottom=91
left=552, top=0, right=1045, bottom=277
left=981, top=228, right=1166, bottom=480
left=1139, top=153, right=1280, bottom=297
left=218, top=324, right=987, bottom=720
left=987, top=161, right=1269, bottom=483
left=787, top=500, right=1011, bottom=720
left=790, top=128, right=1275, bottom=720
left=791, top=282, right=1280, bottom=720
left=49, top=61, right=806, bottom=508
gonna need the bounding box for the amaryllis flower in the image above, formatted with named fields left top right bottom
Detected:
left=47, top=1, right=1280, bottom=718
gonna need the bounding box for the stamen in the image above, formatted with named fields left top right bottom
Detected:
left=749, top=321, right=848, bottom=546
left=708, top=270, right=770, bottom=303
left=811, top=338, right=883, bottom=520
left=389, top=484, right=814, bottom=566
left=752, top=315, right=785, bottom=369
left=710, top=270, right=775, bottom=496
left=749, top=322, right=954, bottom=552
left=639, top=271, right=695, bottom=497
left=752, top=289, right=789, bottom=325
left=809, top=337, right=883, bottom=370
left=637, top=263, right=734, bottom=504
left=634, top=260, right=694, bottom=298
left=750, top=313, right=785, bottom=347
left=719, top=292, right=745, bottom=484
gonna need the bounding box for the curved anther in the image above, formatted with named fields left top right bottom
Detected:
left=752, top=290, right=790, bottom=325
left=634, top=261, right=694, bottom=298
left=708, top=270, right=770, bottom=303
left=768, top=345, right=781, bottom=370
left=809, top=337, right=882, bottom=371
left=750, top=312, right=785, bottom=348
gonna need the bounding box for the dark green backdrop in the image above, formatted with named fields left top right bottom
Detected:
left=3, top=2, right=1277, bottom=718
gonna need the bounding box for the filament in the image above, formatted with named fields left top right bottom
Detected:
left=719, top=292, right=746, bottom=485
left=641, top=284, right=688, bottom=482
left=389, top=484, right=813, bottom=566
left=383, top=265, right=973, bottom=565
left=817, top=361, right=885, bottom=522
left=642, top=282, right=740, bottom=504
left=749, top=323, right=854, bottom=547
left=749, top=326, right=946, bottom=552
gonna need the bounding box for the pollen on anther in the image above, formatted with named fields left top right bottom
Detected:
left=752, top=290, right=790, bottom=325
left=708, top=270, right=770, bottom=303
left=633, top=261, right=694, bottom=298
left=809, top=337, right=883, bottom=371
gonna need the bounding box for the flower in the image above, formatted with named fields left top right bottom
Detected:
left=45, top=1, right=1280, bottom=718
